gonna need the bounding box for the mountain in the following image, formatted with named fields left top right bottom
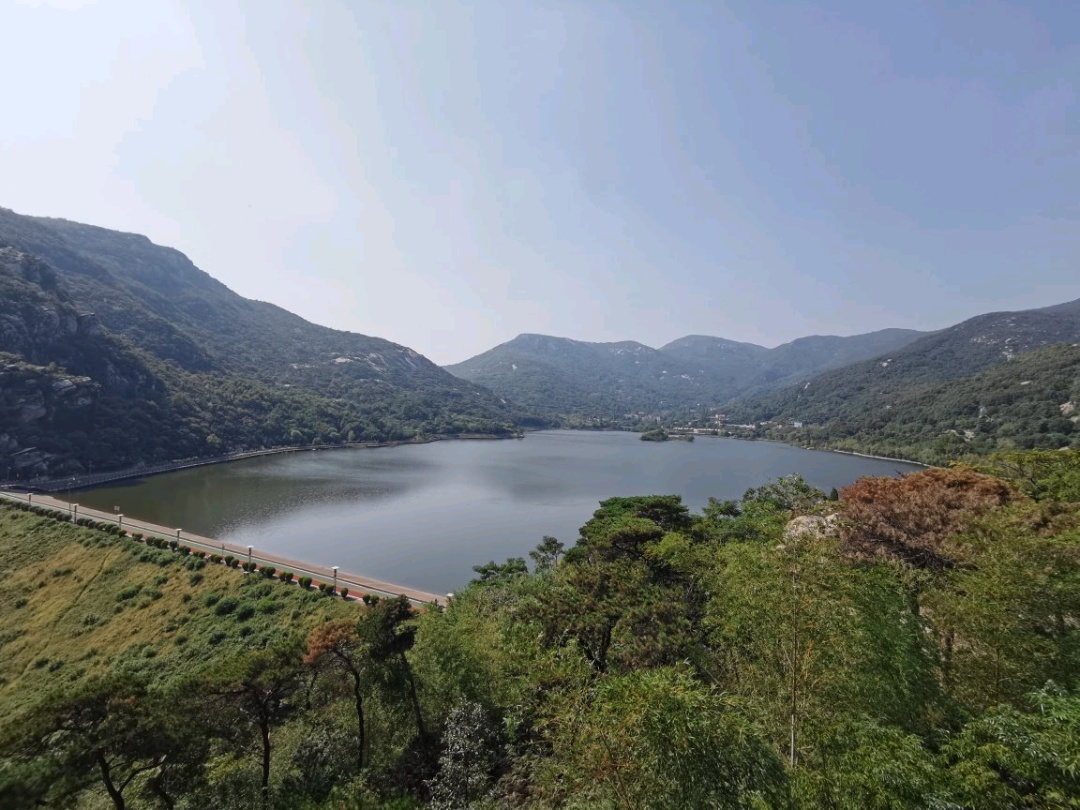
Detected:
left=660, top=329, right=927, bottom=396
left=727, top=299, right=1080, bottom=463
left=446, top=328, right=927, bottom=422
left=444, top=334, right=717, bottom=421
left=0, top=207, right=520, bottom=479
left=749, top=343, right=1080, bottom=465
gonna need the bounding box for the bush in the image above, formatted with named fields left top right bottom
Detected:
left=180, top=547, right=192, bottom=556
left=340, top=587, right=349, bottom=599
left=189, top=572, right=204, bottom=586
left=132, top=533, right=144, bottom=542
left=214, top=596, right=239, bottom=616
left=298, top=576, right=312, bottom=589
left=235, top=603, right=256, bottom=621
left=209, top=554, right=222, bottom=564
left=115, top=585, right=142, bottom=602
left=224, top=555, right=235, bottom=567
left=194, top=550, right=207, bottom=559
left=260, top=566, right=276, bottom=579
left=280, top=571, right=294, bottom=583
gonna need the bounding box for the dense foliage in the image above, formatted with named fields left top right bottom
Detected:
left=1, top=449, right=1077, bottom=808
left=0, top=211, right=524, bottom=480
left=743, top=344, right=1080, bottom=464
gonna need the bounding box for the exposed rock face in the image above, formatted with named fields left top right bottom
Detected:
left=0, top=246, right=101, bottom=360
left=784, top=513, right=840, bottom=542
left=0, top=357, right=98, bottom=478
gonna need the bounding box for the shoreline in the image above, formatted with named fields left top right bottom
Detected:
left=10, top=432, right=520, bottom=493
left=816, top=446, right=931, bottom=468
left=635, top=427, right=932, bottom=469
left=0, top=490, right=445, bottom=606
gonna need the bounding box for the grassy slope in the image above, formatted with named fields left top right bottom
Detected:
left=0, top=503, right=353, bottom=718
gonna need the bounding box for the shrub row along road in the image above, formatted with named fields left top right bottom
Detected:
left=0, top=490, right=445, bottom=607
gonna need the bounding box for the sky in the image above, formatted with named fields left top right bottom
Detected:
left=2, top=0, right=1079, bottom=365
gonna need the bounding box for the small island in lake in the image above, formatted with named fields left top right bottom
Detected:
left=640, top=428, right=693, bottom=442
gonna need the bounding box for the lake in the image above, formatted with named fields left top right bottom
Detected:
left=74, top=431, right=922, bottom=593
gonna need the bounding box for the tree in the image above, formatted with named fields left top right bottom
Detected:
left=303, top=621, right=368, bottom=771
left=919, top=503, right=1080, bottom=709
left=704, top=530, right=939, bottom=767
left=742, top=474, right=825, bottom=512
left=840, top=467, right=1016, bottom=569
left=471, top=557, right=527, bottom=586
left=529, top=535, right=564, bottom=572
left=206, top=645, right=303, bottom=806
left=360, top=595, right=427, bottom=740
left=549, top=667, right=788, bottom=809
left=425, top=701, right=502, bottom=810
left=943, top=685, right=1080, bottom=808
left=0, top=675, right=205, bottom=810
left=974, top=448, right=1080, bottom=502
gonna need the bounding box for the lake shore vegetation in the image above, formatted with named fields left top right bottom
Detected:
left=0, top=448, right=1077, bottom=807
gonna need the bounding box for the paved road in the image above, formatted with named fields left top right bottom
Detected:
left=0, top=490, right=445, bottom=607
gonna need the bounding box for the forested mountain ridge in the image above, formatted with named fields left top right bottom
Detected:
left=0, top=207, right=522, bottom=479
left=445, top=327, right=927, bottom=422
left=728, top=299, right=1080, bottom=462
left=745, top=343, right=1080, bottom=465
left=444, top=333, right=717, bottom=420
left=661, top=327, right=928, bottom=397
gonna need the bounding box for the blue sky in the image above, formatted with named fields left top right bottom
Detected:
left=2, top=0, right=1078, bottom=364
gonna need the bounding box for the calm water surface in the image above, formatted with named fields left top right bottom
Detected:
left=75, top=431, right=921, bottom=593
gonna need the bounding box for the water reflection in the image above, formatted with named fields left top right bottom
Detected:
left=76, top=432, right=921, bottom=593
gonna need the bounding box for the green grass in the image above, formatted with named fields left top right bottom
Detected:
left=0, top=503, right=353, bottom=717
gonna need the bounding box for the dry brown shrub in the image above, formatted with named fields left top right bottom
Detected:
left=840, top=467, right=1018, bottom=569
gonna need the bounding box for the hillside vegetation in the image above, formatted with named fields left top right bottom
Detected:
left=0, top=208, right=522, bottom=480
left=728, top=299, right=1080, bottom=460
left=1, top=452, right=1078, bottom=808
left=445, top=329, right=925, bottom=424
left=743, top=343, right=1080, bottom=465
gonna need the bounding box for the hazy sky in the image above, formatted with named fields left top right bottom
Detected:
left=3, top=0, right=1079, bottom=364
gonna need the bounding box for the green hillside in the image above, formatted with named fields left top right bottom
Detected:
left=445, top=329, right=926, bottom=424
left=445, top=333, right=715, bottom=422
left=660, top=328, right=926, bottom=396
left=2, top=455, right=1078, bottom=808
left=0, top=209, right=522, bottom=480
left=740, top=343, right=1080, bottom=465
left=0, top=503, right=352, bottom=715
